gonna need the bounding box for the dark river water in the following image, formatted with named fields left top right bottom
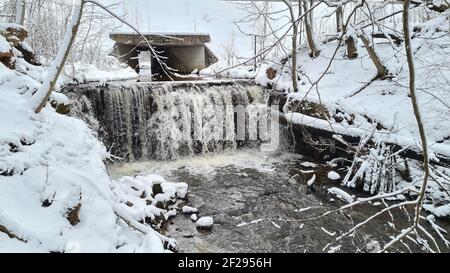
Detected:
left=110, top=150, right=450, bottom=253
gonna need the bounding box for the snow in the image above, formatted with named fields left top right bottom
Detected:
left=423, top=204, right=450, bottom=218
left=50, top=92, right=70, bottom=105
left=0, top=35, right=11, bottom=53
left=300, top=162, right=318, bottom=168
left=69, top=61, right=138, bottom=83
left=257, top=15, right=450, bottom=164
left=321, top=227, right=336, bottom=237
left=196, top=216, right=214, bottom=228
left=200, top=61, right=257, bottom=79
left=190, top=214, right=198, bottom=221
left=112, top=175, right=188, bottom=223
left=327, top=171, right=341, bottom=181
left=0, top=23, right=27, bottom=32
left=0, top=60, right=126, bottom=252
left=327, top=187, right=354, bottom=203
left=64, top=241, right=81, bottom=253
left=182, top=206, right=198, bottom=214
left=307, top=174, right=316, bottom=186
left=0, top=60, right=171, bottom=252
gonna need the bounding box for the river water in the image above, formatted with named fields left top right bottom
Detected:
left=110, top=149, right=450, bottom=253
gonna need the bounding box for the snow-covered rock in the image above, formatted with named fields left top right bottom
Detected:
left=196, top=216, right=214, bottom=229
left=190, top=214, right=198, bottom=221
left=182, top=206, right=198, bottom=214
left=0, top=35, right=11, bottom=54
left=301, top=162, right=318, bottom=168
left=423, top=203, right=450, bottom=218
left=327, top=171, right=341, bottom=181
left=327, top=187, right=354, bottom=203
left=176, top=183, right=189, bottom=199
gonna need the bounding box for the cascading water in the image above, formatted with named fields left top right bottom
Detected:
left=66, top=80, right=270, bottom=161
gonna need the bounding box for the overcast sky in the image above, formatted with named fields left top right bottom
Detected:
left=107, top=0, right=288, bottom=58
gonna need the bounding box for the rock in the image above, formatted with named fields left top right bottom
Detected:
left=16, top=42, right=40, bottom=66
left=55, top=103, right=71, bottom=115
left=50, top=99, right=71, bottom=115
left=0, top=23, right=28, bottom=42
left=327, top=171, right=341, bottom=181
left=67, top=203, right=81, bottom=226
left=6, top=35, right=20, bottom=47
left=152, top=182, right=163, bottom=196
left=0, top=24, right=39, bottom=67
left=176, top=182, right=188, bottom=199
left=266, top=67, right=277, bottom=80
left=327, top=187, right=354, bottom=203
left=190, top=214, right=198, bottom=221
left=196, top=216, right=214, bottom=229
left=66, top=189, right=82, bottom=226
left=0, top=35, right=13, bottom=68
left=182, top=205, right=198, bottom=214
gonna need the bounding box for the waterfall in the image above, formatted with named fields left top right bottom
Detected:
left=66, top=81, right=269, bottom=161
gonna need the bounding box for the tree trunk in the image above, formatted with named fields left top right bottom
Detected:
left=31, top=1, right=84, bottom=114
left=336, top=5, right=344, bottom=33
left=345, top=35, right=358, bottom=59
left=283, top=0, right=299, bottom=92
left=403, top=0, right=430, bottom=226
left=358, top=32, right=389, bottom=78
left=292, top=22, right=299, bottom=92
left=302, top=0, right=320, bottom=58
left=14, top=0, right=26, bottom=25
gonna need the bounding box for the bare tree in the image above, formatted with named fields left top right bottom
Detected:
left=358, top=31, right=389, bottom=78
left=283, top=0, right=300, bottom=92
left=336, top=4, right=343, bottom=33
left=31, top=0, right=84, bottom=114
left=382, top=0, right=431, bottom=249
left=221, top=31, right=240, bottom=66
left=301, top=0, right=320, bottom=57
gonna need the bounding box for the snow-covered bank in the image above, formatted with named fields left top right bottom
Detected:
left=269, top=16, right=450, bottom=161
left=67, top=58, right=138, bottom=84
left=1, top=61, right=117, bottom=251
left=0, top=57, right=165, bottom=252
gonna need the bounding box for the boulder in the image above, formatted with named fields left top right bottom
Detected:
left=0, top=35, right=13, bottom=68
left=50, top=92, right=71, bottom=115
left=196, top=216, right=214, bottom=229
left=0, top=23, right=28, bottom=42
left=266, top=67, right=277, bottom=80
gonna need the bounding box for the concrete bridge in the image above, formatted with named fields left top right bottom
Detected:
left=110, top=32, right=218, bottom=81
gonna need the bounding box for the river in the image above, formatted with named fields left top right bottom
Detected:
left=110, top=149, right=450, bottom=253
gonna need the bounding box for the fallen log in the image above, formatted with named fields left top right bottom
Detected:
left=275, top=110, right=450, bottom=167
